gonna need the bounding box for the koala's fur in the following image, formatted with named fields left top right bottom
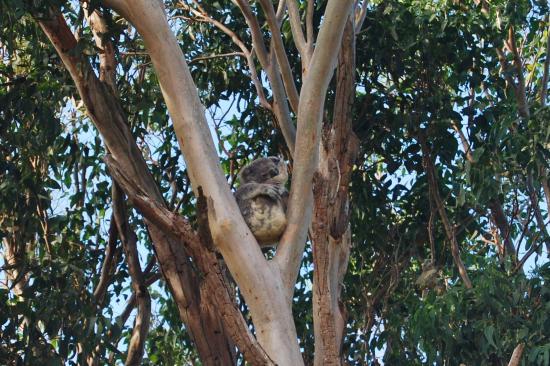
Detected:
left=235, top=156, right=288, bottom=246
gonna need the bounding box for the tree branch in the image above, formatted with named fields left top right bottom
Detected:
left=182, top=1, right=271, bottom=110
left=112, top=183, right=151, bottom=366
left=507, top=343, right=525, bottom=366
left=419, top=134, right=473, bottom=289
left=354, top=0, right=369, bottom=33
left=286, top=0, right=310, bottom=68
left=504, top=26, right=530, bottom=119
left=97, top=2, right=302, bottom=360
left=93, top=212, right=120, bottom=304
left=232, top=0, right=297, bottom=153
left=84, top=5, right=117, bottom=92
left=451, top=121, right=474, bottom=164
left=496, top=47, right=518, bottom=95
left=306, top=0, right=315, bottom=48
left=258, top=0, right=300, bottom=113
left=451, top=121, right=516, bottom=260
left=189, top=51, right=245, bottom=63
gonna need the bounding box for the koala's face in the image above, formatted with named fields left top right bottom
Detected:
left=239, top=156, right=288, bottom=185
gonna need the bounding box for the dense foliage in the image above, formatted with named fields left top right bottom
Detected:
left=1, top=0, right=549, bottom=365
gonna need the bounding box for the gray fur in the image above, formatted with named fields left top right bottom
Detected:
left=235, top=157, right=288, bottom=246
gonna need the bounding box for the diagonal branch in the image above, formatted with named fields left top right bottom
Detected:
left=354, top=0, right=369, bottom=33
left=87, top=6, right=122, bottom=307
left=182, top=1, right=270, bottom=110
left=507, top=343, right=525, bottom=366
left=496, top=47, right=517, bottom=94
left=488, top=200, right=517, bottom=260
left=85, top=5, right=117, bottom=92
left=451, top=121, right=516, bottom=260
left=504, top=26, right=530, bottom=119
left=93, top=212, right=120, bottom=304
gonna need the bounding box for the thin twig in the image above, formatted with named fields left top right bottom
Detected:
left=232, top=0, right=297, bottom=152
left=183, top=1, right=271, bottom=109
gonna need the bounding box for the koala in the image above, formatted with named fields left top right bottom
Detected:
left=235, top=156, right=289, bottom=246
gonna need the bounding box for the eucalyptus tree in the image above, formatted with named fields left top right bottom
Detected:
left=2, top=0, right=360, bottom=364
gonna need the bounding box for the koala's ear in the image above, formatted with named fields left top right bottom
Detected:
left=238, top=165, right=248, bottom=184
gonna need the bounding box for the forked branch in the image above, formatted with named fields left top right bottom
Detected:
left=105, top=155, right=275, bottom=365
left=275, top=0, right=355, bottom=297
left=101, top=1, right=302, bottom=362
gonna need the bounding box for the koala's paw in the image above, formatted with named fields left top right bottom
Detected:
left=262, top=185, right=281, bottom=200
